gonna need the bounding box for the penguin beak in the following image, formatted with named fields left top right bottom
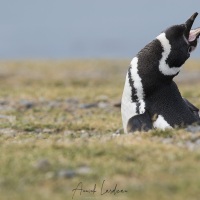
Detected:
left=188, top=27, right=200, bottom=42
left=185, top=12, right=200, bottom=42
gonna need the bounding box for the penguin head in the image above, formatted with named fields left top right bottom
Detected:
left=161, top=12, right=200, bottom=68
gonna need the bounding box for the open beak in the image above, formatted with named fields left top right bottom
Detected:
left=188, top=27, right=200, bottom=42
left=185, top=12, right=200, bottom=43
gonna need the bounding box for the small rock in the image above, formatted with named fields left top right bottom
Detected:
left=0, top=115, right=16, bottom=123
left=43, top=128, right=54, bottom=133
left=162, top=138, right=173, bottom=144
left=66, top=98, right=79, bottom=105
left=185, top=141, right=195, bottom=151
left=34, top=128, right=42, bottom=134
left=0, top=100, right=13, bottom=111
left=47, top=101, right=61, bottom=108
left=33, top=159, right=51, bottom=171
left=0, top=100, right=9, bottom=106
left=57, top=169, right=76, bottom=179
left=0, top=113, right=9, bottom=118
left=195, top=139, right=200, bottom=145
left=98, top=102, right=109, bottom=109
left=0, top=128, right=16, bottom=137
left=19, top=100, right=35, bottom=109
left=76, top=166, right=92, bottom=175
left=64, top=130, right=73, bottom=136
left=79, top=103, right=98, bottom=109
left=190, top=134, right=200, bottom=142
left=80, top=130, right=89, bottom=138
left=186, top=125, right=200, bottom=133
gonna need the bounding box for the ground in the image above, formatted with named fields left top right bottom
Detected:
left=0, top=60, right=200, bottom=200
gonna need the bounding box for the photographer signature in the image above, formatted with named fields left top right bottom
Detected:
left=72, top=180, right=128, bottom=199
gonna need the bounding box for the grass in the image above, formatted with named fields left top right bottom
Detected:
left=0, top=59, right=200, bottom=200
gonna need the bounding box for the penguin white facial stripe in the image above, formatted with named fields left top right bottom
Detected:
left=156, top=33, right=181, bottom=75
left=153, top=115, right=172, bottom=130
left=130, top=57, right=145, bottom=114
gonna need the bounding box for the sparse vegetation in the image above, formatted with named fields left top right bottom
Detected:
left=0, top=60, right=200, bottom=200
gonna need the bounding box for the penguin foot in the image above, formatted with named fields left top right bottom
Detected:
left=127, top=112, right=152, bottom=133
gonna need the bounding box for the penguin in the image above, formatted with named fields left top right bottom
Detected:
left=121, top=12, right=200, bottom=133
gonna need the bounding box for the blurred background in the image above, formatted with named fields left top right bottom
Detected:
left=0, top=0, right=200, bottom=60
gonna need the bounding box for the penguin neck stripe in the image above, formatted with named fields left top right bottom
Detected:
left=156, top=33, right=181, bottom=76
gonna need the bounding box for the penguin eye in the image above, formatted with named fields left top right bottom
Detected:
left=188, top=46, right=192, bottom=53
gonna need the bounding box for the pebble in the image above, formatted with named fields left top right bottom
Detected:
left=80, top=130, right=89, bottom=138
left=0, top=128, right=16, bottom=137
left=57, top=169, right=76, bottom=179
left=34, top=128, right=42, bottom=134
left=43, top=128, right=54, bottom=134
left=186, top=125, right=200, bottom=133
left=195, top=139, right=200, bottom=145
left=66, top=98, right=79, bottom=105
left=0, top=100, right=13, bottom=111
left=0, top=115, right=9, bottom=119
left=33, top=159, right=51, bottom=171
left=98, top=102, right=109, bottom=109
left=79, top=103, right=98, bottom=109
left=19, top=99, right=35, bottom=109
left=47, top=101, right=61, bottom=108
left=64, top=130, right=73, bottom=136
left=0, top=115, right=16, bottom=123
left=162, top=138, right=173, bottom=144
left=76, top=166, right=92, bottom=175
left=185, top=141, right=196, bottom=151
left=0, top=100, right=9, bottom=105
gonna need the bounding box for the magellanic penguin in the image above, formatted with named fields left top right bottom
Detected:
left=121, top=12, right=200, bottom=133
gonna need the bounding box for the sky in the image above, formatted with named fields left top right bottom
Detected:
left=0, top=0, right=200, bottom=59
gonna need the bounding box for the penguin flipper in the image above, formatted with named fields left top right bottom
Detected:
left=183, top=98, right=200, bottom=119
left=127, top=111, right=152, bottom=133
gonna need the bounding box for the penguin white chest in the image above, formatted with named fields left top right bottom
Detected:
left=121, top=57, right=145, bottom=133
